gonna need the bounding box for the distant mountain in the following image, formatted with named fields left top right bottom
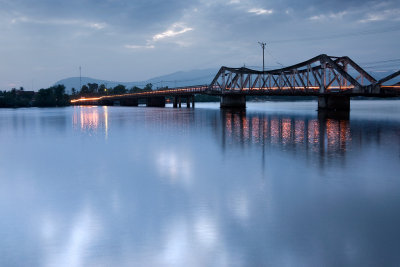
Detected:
left=54, top=68, right=219, bottom=94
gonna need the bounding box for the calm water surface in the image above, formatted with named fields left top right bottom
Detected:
left=0, top=101, right=400, bottom=267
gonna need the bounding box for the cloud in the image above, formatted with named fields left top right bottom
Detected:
left=124, top=22, right=194, bottom=50
left=10, top=15, right=107, bottom=30
left=248, top=8, right=273, bottom=15
left=124, top=44, right=155, bottom=49
left=359, top=9, right=400, bottom=23
left=87, top=22, right=106, bottom=30
left=152, top=23, right=193, bottom=41
left=309, top=11, right=347, bottom=21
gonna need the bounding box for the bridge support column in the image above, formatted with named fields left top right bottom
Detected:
left=318, top=95, right=350, bottom=111
left=100, top=100, right=114, bottom=106
left=120, top=98, right=138, bottom=106
left=220, top=95, right=246, bottom=108
left=173, top=97, right=178, bottom=108
left=192, top=95, right=195, bottom=108
left=146, top=96, right=165, bottom=107
left=178, top=97, right=181, bottom=108
left=186, top=97, right=190, bottom=108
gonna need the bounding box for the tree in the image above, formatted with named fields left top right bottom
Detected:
left=35, top=88, right=56, bottom=107
left=72, top=88, right=76, bottom=95
left=87, top=83, right=99, bottom=94
left=80, top=85, right=89, bottom=95
left=113, top=84, right=127, bottom=94
left=52, top=84, right=69, bottom=106
left=98, top=84, right=106, bottom=94
left=35, top=85, right=69, bottom=107
left=144, top=83, right=153, bottom=91
left=129, top=86, right=141, bottom=93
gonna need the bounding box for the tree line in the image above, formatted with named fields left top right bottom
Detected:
left=0, top=83, right=155, bottom=108
left=0, top=85, right=69, bottom=108
left=0, top=82, right=224, bottom=108
left=73, top=83, right=153, bottom=97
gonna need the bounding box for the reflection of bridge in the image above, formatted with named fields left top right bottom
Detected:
left=217, top=109, right=351, bottom=158
left=73, top=106, right=400, bottom=163
left=213, top=109, right=400, bottom=168
left=71, top=54, right=400, bottom=111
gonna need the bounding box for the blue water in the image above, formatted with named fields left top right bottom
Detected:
left=0, top=100, right=399, bottom=266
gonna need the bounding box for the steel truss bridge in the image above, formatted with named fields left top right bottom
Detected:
left=71, top=54, right=400, bottom=110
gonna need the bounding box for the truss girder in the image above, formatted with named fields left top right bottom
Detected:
left=207, top=54, right=400, bottom=95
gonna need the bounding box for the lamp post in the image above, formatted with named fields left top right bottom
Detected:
left=258, top=42, right=266, bottom=87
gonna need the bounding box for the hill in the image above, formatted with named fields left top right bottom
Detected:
left=54, top=68, right=219, bottom=94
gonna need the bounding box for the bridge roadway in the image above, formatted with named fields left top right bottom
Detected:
left=71, top=54, right=400, bottom=111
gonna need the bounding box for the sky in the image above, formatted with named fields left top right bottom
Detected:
left=0, top=0, right=399, bottom=90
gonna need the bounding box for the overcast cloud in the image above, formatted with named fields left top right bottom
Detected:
left=0, top=0, right=399, bottom=89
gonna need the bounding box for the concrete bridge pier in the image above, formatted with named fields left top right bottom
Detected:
left=120, top=98, right=138, bottom=106
left=220, top=95, right=246, bottom=108
left=100, top=100, right=114, bottom=106
left=173, top=95, right=194, bottom=108
left=318, top=95, right=350, bottom=111
left=146, top=96, right=166, bottom=107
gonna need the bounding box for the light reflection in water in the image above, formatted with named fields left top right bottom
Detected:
left=281, top=118, right=291, bottom=144
left=309, top=120, right=320, bottom=146
left=270, top=118, right=279, bottom=144
left=43, top=205, right=101, bottom=267
left=80, top=107, right=99, bottom=131
left=219, top=109, right=351, bottom=157
left=156, top=151, right=193, bottom=186
left=294, top=119, right=305, bottom=143
left=73, top=106, right=109, bottom=138
left=251, top=117, right=260, bottom=143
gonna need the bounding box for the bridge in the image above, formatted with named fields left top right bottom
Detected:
left=71, top=54, right=400, bottom=111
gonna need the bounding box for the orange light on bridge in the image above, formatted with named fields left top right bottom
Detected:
left=70, top=86, right=209, bottom=104
left=225, top=86, right=353, bottom=90
left=71, top=97, right=102, bottom=103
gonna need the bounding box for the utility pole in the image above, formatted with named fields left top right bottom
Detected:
left=258, top=42, right=266, bottom=87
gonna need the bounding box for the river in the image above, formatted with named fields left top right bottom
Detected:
left=0, top=100, right=399, bottom=266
